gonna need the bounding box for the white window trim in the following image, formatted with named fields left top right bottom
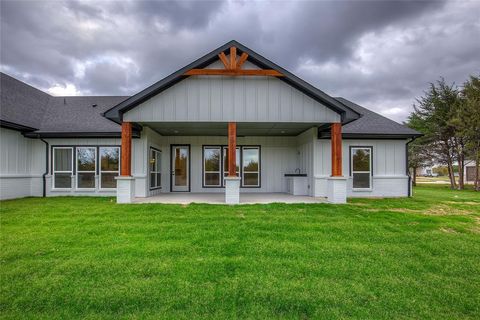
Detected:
left=149, top=148, right=162, bottom=190
left=99, top=146, right=120, bottom=191
left=76, top=147, right=97, bottom=191
left=241, top=146, right=260, bottom=187
left=203, top=146, right=222, bottom=187
left=351, top=147, right=373, bottom=191
left=52, top=147, right=74, bottom=190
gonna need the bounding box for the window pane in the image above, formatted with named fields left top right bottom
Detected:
left=223, top=147, right=240, bottom=174
left=101, top=172, right=117, bottom=189
left=204, top=148, right=220, bottom=171
left=353, top=173, right=370, bottom=189
left=54, top=173, right=71, bottom=188
left=156, top=173, right=161, bottom=187
left=78, top=172, right=95, bottom=188
left=205, top=173, right=220, bottom=186
left=174, top=148, right=188, bottom=187
left=101, top=147, right=119, bottom=171
left=54, top=149, right=72, bottom=171
left=155, top=152, right=161, bottom=172
left=77, top=148, right=96, bottom=171
left=150, top=173, right=156, bottom=188
left=243, top=148, right=259, bottom=172
left=243, top=173, right=259, bottom=186
left=353, top=149, right=370, bottom=172
left=150, top=150, right=156, bottom=171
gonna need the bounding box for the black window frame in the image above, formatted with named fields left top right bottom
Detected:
left=201, top=145, right=261, bottom=188
left=202, top=146, right=223, bottom=188
left=240, top=146, right=261, bottom=188
left=149, top=147, right=162, bottom=190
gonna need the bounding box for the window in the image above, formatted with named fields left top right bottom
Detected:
left=222, top=146, right=240, bottom=179
left=150, top=148, right=162, bottom=189
left=53, top=147, right=73, bottom=189
left=202, top=145, right=261, bottom=188
left=76, top=147, right=96, bottom=189
left=100, top=147, right=120, bottom=189
left=204, top=146, right=222, bottom=187
left=351, top=147, right=372, bottom=190
left=242, top=147, right=260, bottom=187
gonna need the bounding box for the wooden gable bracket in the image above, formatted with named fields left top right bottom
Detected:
left=184, top=46, right=284, bottom=77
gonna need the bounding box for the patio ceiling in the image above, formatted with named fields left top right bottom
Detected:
left=141, top=122, right=321, bottom=136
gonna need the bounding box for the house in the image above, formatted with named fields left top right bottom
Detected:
left=0, top=40, right=421, bottom=204
left=465, top=160, right=478, bottom=183
left=416, top=165, right=438, bottom=177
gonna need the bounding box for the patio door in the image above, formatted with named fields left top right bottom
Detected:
left=171, top=145, right=190, bottom=192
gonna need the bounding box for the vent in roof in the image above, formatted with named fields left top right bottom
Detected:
left=92, top=104, right=97, bottom=108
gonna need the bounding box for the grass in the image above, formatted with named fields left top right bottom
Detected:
left=1, top=185, right=479, bottom=319
left=416, top=176, right=451, bottom=183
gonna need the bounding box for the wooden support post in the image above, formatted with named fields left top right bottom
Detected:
left=331, top=123, right=342, bottom=177
left=237, top=52, right=248, bottom=69
left=230, top=46, right=237, bottom=70
left=121, top=122, right=132, bottom=176
left=228, top=122, right=237, bottom=177
left=218, top=52, right=229, bottom=69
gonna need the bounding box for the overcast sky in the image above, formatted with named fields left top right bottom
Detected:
left=1, top=0, right=479, bottom=122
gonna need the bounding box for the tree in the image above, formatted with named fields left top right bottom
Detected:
left=406, top=113, right=431, bottom=186
left=409, top=78, right=460, bottom=189
left=454, top=75, right=480, bottom=190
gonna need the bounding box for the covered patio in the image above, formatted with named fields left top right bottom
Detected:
left=110, top=44, right=356, bottom=204
left=133, top=192, right=327, bottom=205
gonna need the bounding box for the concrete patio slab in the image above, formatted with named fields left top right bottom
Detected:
left=133, top=193, right=327, bottom=205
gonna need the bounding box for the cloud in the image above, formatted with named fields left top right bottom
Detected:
left=1, top=0, right=479, bottom=122
left=47, top=83, right=81, bottom=96
left=296, top=1, right=480, bottom=120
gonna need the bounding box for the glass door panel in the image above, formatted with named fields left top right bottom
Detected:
left=171, top=146, right=189, bottom=191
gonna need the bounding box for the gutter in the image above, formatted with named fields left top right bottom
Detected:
left=406, top=136, right=417, bottom=197
left=23, top=130, right=141, bottom=139
left=40, top=138, right=49, bottom=197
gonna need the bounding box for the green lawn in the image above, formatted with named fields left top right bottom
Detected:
left=1, top=185, right=479, bottom=319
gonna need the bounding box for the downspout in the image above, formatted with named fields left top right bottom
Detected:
left=40, top=138, right=49, bottom=197
left=406, top=137, right=417, bottom=197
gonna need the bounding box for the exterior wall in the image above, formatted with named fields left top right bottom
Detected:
left=295, top=128, right=316, bottom=196
left=123, top=76, right=340, bottom=123
left=0, top=128, right=45, bottom=200
left=1, top=126, right=410, bottom=200
left=0, top=128, right=139, bottom=199
left=313, top=139, right=409, bottom=197
left=44, top=137, right=122, bottom=197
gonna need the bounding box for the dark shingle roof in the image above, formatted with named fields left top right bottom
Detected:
left=0, top=72, right=50, bottom=130
left=332, top=97, right=421, bottom=138
left=39, top=96, right=128, bottom=133
left=1, top=72, right=128, bottom=136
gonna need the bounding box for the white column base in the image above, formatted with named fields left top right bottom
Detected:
left=115, top=176, right=135, bottom=203
left=327, top=176, right=347, bottom=204
left=225, top=176, right=241, bottom=204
